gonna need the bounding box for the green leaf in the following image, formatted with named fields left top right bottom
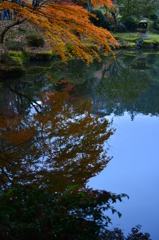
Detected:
left=79, top=191, right=85, bottom=197
left=67, top=184, right=79, bottom=191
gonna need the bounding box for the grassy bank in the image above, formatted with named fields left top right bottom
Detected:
left=113, top=32, right=159, bottom=49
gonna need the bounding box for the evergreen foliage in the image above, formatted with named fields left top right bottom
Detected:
left=90, top=9, right=110, bottom=30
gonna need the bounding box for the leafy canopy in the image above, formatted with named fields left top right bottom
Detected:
left=0, top=0, right=117, bottom=64
left=108, top=0, right=154, bottom=32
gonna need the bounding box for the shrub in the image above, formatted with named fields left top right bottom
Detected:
left=148, top=21, right=154, bottom=30
left=5, top=41, right=24, bottom=51
left=90, top=9, right=110, bottom=30
left=111, top=23, right=127, bottom=33
left=26, top=34, right=45, bottom=47
left=0, top=52, right=25, bottom=66
left=0, top=184, right=151, bottom=240
left=10, top=56, right=23, bottom=66
left=66, top=43, right=74, bottom=53
left=148, top=12, right=158, bottom=22
left=122, top=17, right=138, bottom=32
left=0, top=53, right=14, bottom=65
left=0, top=184, right=128, bottom=240
left=153, top=22, right=159, bottom=31
left=18, top=26, right=27, bottom=33
left=118, top=23, right=127, bottom=32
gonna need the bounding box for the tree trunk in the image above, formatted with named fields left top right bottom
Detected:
left=111, top=12, right=118, bottom=33
left=0, top=18, right=26, bottom=44
left=114, top=20, right=118, bottom=33
left=114, top=19, right=122, bottom=33
left=87, top=0, right=93, bottom=12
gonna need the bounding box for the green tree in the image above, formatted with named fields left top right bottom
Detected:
left=0, top=184, right=129, bottom=239
left=109, top=0, right=154, bottom=32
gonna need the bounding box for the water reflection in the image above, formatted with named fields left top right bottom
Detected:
left=1, top=50, right=159, bottom=188
left=0, top=50, right=157, bottom=239
left=0, top=81, right=114, bottom=190
left=51, top=51, right=159, bottom=119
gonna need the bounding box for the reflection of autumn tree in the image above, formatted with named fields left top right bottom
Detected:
left=0, top=83, right=129, bottom=240
left=0, top=84, right=114, bottom=190
left=0, top=84, right=151, bottom=240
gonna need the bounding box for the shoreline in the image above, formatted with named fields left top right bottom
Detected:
left=1, top=23, right=159, bottom=78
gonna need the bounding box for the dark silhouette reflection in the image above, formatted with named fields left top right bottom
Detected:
left=0, top=183, right=151, bottom=240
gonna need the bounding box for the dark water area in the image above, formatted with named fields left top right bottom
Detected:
left=0, top=50, right=159, bottom=239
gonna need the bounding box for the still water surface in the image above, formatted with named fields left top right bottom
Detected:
left=0, top=50, right=159, bottom=239
left=87, top=51, right=159, bottom=239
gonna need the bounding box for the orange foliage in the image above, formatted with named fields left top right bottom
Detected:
left=76, top=0, right=114, bottom=8
left=90, top=0, right=114, bottom=8
left=0, top=0, right=118, bottom=64
left=106, top=12, right=113, bottom=20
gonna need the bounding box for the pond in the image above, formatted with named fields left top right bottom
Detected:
left=0, top=49, right=159, bottom=239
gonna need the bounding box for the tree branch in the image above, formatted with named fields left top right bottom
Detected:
left=0, top=18, right=26, bottom=44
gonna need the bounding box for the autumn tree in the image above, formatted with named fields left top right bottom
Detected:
left=77, top=0, right=114, bottom=12
left=0, top=0, right=117, bottom=64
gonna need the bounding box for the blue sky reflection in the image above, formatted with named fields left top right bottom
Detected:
left=88, top=112, right=159, bottom=239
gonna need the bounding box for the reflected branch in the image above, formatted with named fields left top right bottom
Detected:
left=8, top=86, right=42, bottom=114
